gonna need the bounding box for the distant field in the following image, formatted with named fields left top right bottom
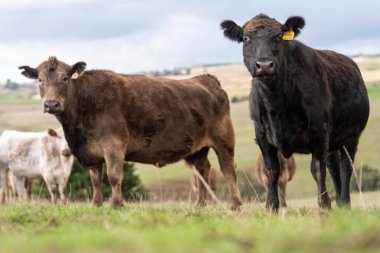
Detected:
left=1, top=57, right=379, bottom=201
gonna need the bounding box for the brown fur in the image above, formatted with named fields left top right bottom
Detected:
left=256, top=152, right=296, bottom=208
left=20, top=57, right=242, bottom=209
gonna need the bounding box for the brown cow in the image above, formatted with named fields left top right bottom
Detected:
left=256, top=153, right=296, bottom=208
left=19, top=57, right=242, bottom=209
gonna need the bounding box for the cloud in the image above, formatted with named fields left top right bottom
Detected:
left=7, top=12, right=235, bottom=83
left=1, top=0, right=380, bottom=83
left=0, top=0, right=101, bottom=9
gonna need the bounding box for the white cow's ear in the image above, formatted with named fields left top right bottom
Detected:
left=47, top=129, right=58, bottom=137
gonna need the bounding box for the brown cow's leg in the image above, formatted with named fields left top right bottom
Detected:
left=104, top=150, right=125, bottom=209
left=89, top=165, right=104, bottom=207
left=278, top=181, right=287, bottom=208
left=213, top=145, right=242, bottom=210
left=186, top=148, right=211, bottom=207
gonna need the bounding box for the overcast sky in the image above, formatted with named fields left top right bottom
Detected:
left=1, top=0, right=379, bottom=83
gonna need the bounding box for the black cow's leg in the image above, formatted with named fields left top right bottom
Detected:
left=327, top=151, right=342, bottom=203
left=89, top=164, right=104, bottom=207
left=311, top=153, right=331, bottom=209
left=339, top=138, right=359, bottom=208
left=257, top=137, right=280, bottom=212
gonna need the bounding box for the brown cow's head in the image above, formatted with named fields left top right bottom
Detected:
left=221, top=14, right=304, bottom=82
left=19, top=56, right=86, bottom=115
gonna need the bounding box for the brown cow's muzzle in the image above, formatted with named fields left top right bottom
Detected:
left=44, top=100, right=62, bottom=114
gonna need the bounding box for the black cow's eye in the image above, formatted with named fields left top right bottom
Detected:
left=243, top=35, right=250, bottom=43
left=277, top=34, right=283, bottom=41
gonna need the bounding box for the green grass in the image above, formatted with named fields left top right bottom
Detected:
left=0, top=196, right=380, bottom=253
left=0, top=87, right=40, bottom=105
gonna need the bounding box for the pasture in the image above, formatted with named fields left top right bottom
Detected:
left=0, top=57, right=380, bottom=252
left=0, top=195, right=380, bottom=253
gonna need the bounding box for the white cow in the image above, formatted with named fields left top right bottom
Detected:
left=0, top=128, right=74, bottom=203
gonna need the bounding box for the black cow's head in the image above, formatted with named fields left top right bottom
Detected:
left=221, top=14, right=304, bottom=82
left=19, top=56, right=86, bottom=115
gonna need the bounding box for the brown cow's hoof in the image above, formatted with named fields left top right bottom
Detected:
left=111, top=199, right=124, bottom=209
left=230, top=198, right=243, bottom=211
left=60, top=199, right=68, bottom=205
left=92, top=195, right=104, bottom=207
left=193, top=198, right=207, bottom=208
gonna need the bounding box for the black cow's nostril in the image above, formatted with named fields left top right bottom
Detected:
left=255, top=60, right=275, bottom=76
left=255, top=62, right=261, bottom=69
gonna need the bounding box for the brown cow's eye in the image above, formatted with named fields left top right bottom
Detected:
left=63, top=77, right=68, bottom=81
left=243, top=35, right=250, bottom=43
left=38, top=78, right=42, bottom=82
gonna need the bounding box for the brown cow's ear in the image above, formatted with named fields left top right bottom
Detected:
left=18, top=66, right=38, bottom=79
left=69, top=61, right=86, bottom=80
left=220, top=20, right=243, bottom=43
left=282, top=16, right=305, bottom=38
left=47, top=129, right=58, bottom=137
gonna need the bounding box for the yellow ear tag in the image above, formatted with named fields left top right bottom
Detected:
left=282, top=29, right=294, bottom=41
left=71, top=72, right=79, bottom=79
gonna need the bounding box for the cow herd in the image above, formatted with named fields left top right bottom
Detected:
left=0, top=14, right=370, bottom=212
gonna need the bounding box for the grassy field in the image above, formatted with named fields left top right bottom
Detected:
left=0, top=58, right=380, bottom=253
left=0, top=192, right=380, bottom=253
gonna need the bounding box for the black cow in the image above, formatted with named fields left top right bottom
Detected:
left=221, top=14, right=369, bottom=211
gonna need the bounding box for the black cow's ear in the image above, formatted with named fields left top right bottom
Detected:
left=282, top=16, right=305, bottom=37
left=47, top=129, right=58, bottom=137
left=69, top=61, right=86, bottom=80
left=220, top=20, right=243, bottom=43
left=18, top=66, right=38, bottom=79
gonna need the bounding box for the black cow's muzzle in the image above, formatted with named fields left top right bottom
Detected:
left=44, top=100, right=62, bottom=114
left=255, top=60, right=275, bottom=76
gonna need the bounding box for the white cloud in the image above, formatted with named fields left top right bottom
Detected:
left=329, top=38, right=380, bottom=56
left=0, top=0, right=101, bottom=9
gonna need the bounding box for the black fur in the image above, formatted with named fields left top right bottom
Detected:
left=282, top=16, right=305, bottom=36
left=222, top=14, right=370, bottom=212
left=220, top=20, right=243, bottom=42
left=18, top=66, right=38, bottom=79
